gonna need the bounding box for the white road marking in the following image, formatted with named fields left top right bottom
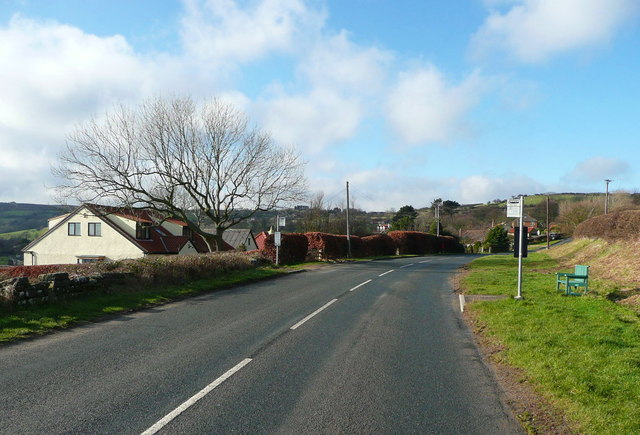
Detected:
left=419, top=260, right=432, bottom=263
left=349, top=279, right=372, bottom=292
left=400, top=263, right=414, bottom=268
left=378, top=269, right=395, bottom=277
left=141, top=358, right=252, bottom=435
left=459, top=294, right=465, bottom=313
left=290, top=299, right=338, bottom=330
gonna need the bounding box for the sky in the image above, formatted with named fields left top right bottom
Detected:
left=0, top=0, right=638, bottom=211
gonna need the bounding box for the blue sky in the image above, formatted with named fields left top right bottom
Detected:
left=0, top=0, right=638, bottom=210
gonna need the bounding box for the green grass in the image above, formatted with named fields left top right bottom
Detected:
left=462, top=253, right=640, bottom=434
left=0, top=267, right=285, bottom=343
left=0, top=228, right=46, bottom=240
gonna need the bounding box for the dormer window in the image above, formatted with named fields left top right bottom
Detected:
left=136, top=222, right=151, bottom=239
left=182, top=226, right=192, bottom=238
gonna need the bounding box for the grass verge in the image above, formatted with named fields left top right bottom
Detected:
left=461, top=252, right=640, bottom=434
left=0, top=267, right=285, bottom=343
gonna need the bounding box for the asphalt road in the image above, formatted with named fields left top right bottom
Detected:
left=0, top=255, right=522, bottom=434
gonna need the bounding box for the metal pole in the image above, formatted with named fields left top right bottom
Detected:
left=515, top=195, right=524, bottom=300
left=436, top=203, right=440, bottom=237
left=275, top=214, right=279, bottom=266
left=346, top=181, right=352, bottom=257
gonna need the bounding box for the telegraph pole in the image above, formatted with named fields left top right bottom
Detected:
left=346, top=181, right=352, bottom=257
left=546, top=195, right=550, bottom=250
left=604, top=179, right=612, bottom=214
left=435, top=201, right=441, bottom=237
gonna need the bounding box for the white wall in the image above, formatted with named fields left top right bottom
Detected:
left=25, top=207, right=144, bottom=265
left=48, top=214, right=69, bottom=229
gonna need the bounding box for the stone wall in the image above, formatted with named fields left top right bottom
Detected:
left=0, top=272, right=133, bottom=307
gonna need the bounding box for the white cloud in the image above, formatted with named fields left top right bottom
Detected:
left=179, top=0, right=325, bottom=67
left=299, top=31, right=392, bottom=94
left=385, top=66, right=485, bottom=145
left=305, top=169, right=548, bottom=211
left=563, top=157, right=630, bottom=183
left=253, top=30, right=393, bottom=153
left=255, top=89, right=363, bottom=153
left=471, top=0, right=639, bottom=63
left=455, top=175, right=545, bottom=204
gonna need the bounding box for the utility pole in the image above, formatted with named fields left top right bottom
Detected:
left=346, top=181, right=351, bottom=257
left=435, top=201, right=441, bottom=237
left=546, top=195, right=550, bottom=250
left=604, top=179, right=612, bottom=214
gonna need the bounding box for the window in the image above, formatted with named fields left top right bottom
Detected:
left=136, top=222, right=151, bottom=239
left=88, top=222, right=101, bottom=237
left=182, top=226, right=192, bottom=238
left=68, top=222, right=81, bottom=236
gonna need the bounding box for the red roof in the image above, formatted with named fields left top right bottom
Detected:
left=85, top=204, right=234, bottom=253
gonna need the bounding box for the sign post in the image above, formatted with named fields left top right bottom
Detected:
left=275, top=215, right=285, bottom=266
left=507, top=197, right=525, bottom=300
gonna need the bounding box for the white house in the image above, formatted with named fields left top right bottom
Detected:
left=22, top=204, right=216, bottom=265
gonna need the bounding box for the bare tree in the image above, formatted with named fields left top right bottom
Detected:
left=53, top=96, right=307, bottom=251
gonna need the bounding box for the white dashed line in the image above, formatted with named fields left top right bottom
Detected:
left=378, top=269, right=394, bottom=277
left=141, top=358, right=252, bottom=435
left=290, top=299, right=338, bottom=330
left=419, top=260, right=432, bottom=263
left=400, top=263, right=414, bottom=268
left=349, top=279, right=372, bottom=292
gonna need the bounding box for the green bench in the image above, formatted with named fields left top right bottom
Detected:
left=556, top=265, right=590, bottom=295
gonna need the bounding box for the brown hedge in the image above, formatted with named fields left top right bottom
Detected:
left=261, top=233, right=309, bottom=264
left=361, top=234, right=396, bottom=257
left=574, top=210, right=640, bottom=241
left=388, top=231, right=439, bottom=255
left=438, top=235, right=465, bottom=253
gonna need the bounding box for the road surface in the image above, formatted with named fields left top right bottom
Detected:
left=0, top=255, right=521, bottom=434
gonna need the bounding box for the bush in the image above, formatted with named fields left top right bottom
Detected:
left=484, top=226, right=509, bottom=253
left=0, top=252, right=261, bottom=284
left=438, top=236, right=465, bottom=253
left=387, top=231, right=439, bottom=255
left=574, top=210, right=640, bottom=241
left=305, top=232, right=349, bottom=260
left=361, top=234, right=396, bottom=257
left=261, top=233, right=309, bottom=264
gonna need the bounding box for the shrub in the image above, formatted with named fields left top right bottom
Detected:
left=574, top=210, right=640, bottom=241
left=305, top=232, right=349, bottom=260
left=484, top=226, right=509, bottom=253
left=361, top=234, right=396, bottom=256
left=261, top=233, right=308, bottom=264
left=1, top=252, right=260, bottom=285
left=438, top=236, right=465, bottom=253
left=387, top=231, right=439, bottom=255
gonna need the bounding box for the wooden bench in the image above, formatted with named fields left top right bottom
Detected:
left=556, top=265, right=590, bottom=295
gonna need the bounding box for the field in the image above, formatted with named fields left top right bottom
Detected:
left=461, top=242, right=640, bottom=434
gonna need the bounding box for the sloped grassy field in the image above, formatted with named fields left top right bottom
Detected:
left=461, top=244, right=640, bottom=434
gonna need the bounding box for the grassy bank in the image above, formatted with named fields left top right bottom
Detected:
left=461, top=250, right=640, bottom=434
left=0, top=267, right=285, bottom=343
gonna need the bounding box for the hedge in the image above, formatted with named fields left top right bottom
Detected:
left=305, top=232, right=350, bottom=260
left=387, top=231, right=439, bottom=255
left=438, top=235, right=465, bottom=253
left=361, top=234, right=396, bottom=257
left=261, top=233, right=309, bottom=264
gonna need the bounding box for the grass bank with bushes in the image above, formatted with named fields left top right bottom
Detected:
left=461, top=247, right=640, bottom=434
left=0, top=252, right=286, bottom=343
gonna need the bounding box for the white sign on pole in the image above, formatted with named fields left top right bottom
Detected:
left=278, top=217, right=286, bottom=227
left=274, top=231, right=282, bottom=247
left=506, top=199, right=521, bottom=218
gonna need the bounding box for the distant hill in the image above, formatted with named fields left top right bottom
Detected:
left=0, top=202, right=68, bottom=234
